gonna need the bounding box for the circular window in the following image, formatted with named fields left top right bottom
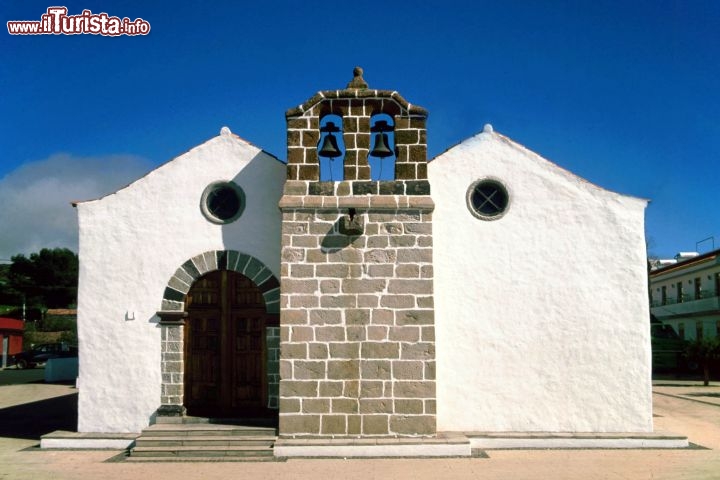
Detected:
left=467, top=178, right=510, bottom=220
left=200, top=181, right=245, bottom=224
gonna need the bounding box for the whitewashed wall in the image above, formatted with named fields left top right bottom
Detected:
left=75, top=129, right=285, bottom=433
left=430, top=128, right=653, bottom=433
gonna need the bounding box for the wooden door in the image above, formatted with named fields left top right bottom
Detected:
left=184, top=270, right=268, bottom=417
left=231, top=311, right=265, bottom=407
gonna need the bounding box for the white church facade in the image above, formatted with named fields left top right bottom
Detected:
left=69, top=69, right=675, bottom=455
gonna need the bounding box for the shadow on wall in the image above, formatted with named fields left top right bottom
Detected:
left=320, top=219, right=358, bottom=252
left=0, top=393, right=78, bottom=439
left=220, top=151, right=285, bottom=258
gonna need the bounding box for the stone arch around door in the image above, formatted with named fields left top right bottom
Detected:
left=156, top=250, right=280, bottom=419
left=161, top=250, right=280, bottom=313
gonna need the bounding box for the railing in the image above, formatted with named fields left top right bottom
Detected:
left=699, top=290, right=717, bottom=299
left=651, top=289, right=719, bottom=307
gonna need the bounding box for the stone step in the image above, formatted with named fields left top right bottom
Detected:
left=141, top=424, right=277, bottom=437
left=129, top=421, right=278, bottom=461
left=126, top=455, right=278, bottom=463
left=131, top=445, right=275, bottom=458
left=155, top=416, right=278, bottom=427
left=135, top=435, right=275, bottom=447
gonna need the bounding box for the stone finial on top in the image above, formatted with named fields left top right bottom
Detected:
left=347, top=66, right=368, bottom=89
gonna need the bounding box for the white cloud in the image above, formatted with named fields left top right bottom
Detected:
left=0, top=154, right=152, bottom=259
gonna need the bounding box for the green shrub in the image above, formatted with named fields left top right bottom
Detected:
left=685, top=338, right=720, bottom=385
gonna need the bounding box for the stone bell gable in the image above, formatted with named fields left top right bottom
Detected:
left=284, top=66, right=429, bottom=187
left=278, top=68, right=436, bottom=437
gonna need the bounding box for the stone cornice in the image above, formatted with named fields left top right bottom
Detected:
left=286, top=90, right=428, bottom=118
left=156, top=311, right=188, bottom=324
left=278, top=195, right=434, bottom=211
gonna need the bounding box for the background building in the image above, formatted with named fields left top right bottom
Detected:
left=0, top=317, right=24, bottom=365
left=650, top=249, right=720, bottom=340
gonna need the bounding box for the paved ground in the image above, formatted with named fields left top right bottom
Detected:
left=0, top=364, right=46, bottom=385
left=1, top=369, right=719, bottom=479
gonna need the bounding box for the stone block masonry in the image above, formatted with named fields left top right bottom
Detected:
left=267, top=326, right=280, bottom=409
left=278, top=198, right=436, bottom=437
left=159, top=315, right=185, bottom=410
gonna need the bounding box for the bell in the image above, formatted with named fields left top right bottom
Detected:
left=318, top=121, right=342, bottom=158
left=370, top=132, right=393, bottom=158
left=318, top=132, right=341, bottom=158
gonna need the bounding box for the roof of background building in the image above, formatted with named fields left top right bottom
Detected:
left=649, top=248, right=720, bottom=277
left=0, top=317, right=24, bottom=331
left=46, top=309, right=77, bottom=316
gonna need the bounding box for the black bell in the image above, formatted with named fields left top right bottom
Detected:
left=370, top=132, right=393, bottom=158
left=370, top=119, right=394, bottom=158
left=318, top=133, right=341, bottom=158
left=318, top=121, right=342, bottom=158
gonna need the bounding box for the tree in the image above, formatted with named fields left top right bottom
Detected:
left=685, top=338, right=720, bottom=386
left=0, top=263, right=12, bottom=311
left=6, top=248, right=78, bottom=309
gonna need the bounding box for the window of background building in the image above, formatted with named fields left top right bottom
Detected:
left=694, top=277, right=702, bottom=300
left=677, top=281, right=683, bottom=303
left=661, top=286, right=667, bottom=305
left=678, top=322, right=685, bottom=339
left=696, top=321, right=703, bottom=340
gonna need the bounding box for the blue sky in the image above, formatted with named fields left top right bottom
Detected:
left=1, top=0, right=718, bottom=259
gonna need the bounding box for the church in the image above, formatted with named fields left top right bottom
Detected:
left=68, top=69, right=673, bottom=456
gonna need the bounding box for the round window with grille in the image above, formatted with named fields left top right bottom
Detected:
left=467, top=178, right=510, bottom=220
left=200, top=181, right=245, bottom=224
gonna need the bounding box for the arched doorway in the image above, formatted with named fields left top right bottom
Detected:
left=184, top=270, right=271, bottom=417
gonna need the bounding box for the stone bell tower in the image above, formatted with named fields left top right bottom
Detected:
left=278, top=68, right=435, bottom=437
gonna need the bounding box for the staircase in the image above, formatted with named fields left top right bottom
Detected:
left=128, top=420, right=278, bottom=462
